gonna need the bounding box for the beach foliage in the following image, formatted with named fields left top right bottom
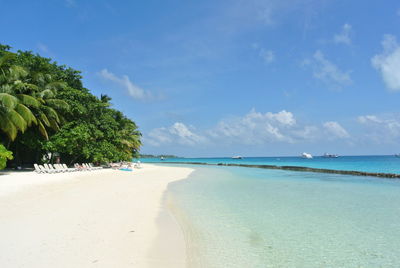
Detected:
left=0, top=144, right=13, bottom=170
left=0, top=45, right=141, bottom=167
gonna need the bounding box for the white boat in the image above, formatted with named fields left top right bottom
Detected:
left=160, top=156, right=164, bottom=160
left=231, top=156, right=243, bottom=159
left=322, top=153, right=339, bottom=158
left=301, top=152, right=313, bottom=159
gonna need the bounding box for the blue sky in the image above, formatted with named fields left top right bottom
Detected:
left=2, top=0, right=400, bottom=157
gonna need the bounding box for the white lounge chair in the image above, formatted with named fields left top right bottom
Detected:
left=43, top=164, right=55, bottom=173
left=39, top=165, right=50, bottom=173
left=89, top=163, right=102, bottom=170
left=81, top=163, right=89, bottom=171
left=56, top=164, right=68, bottom=172
left=46, top=163, right=60, bottom=173
left=74, top=163, right=84, bottom=171
left=85, top=163, right=94, bottom=171
left=51, top=164, right=62, bottom=173
left=34, top=164, right=44, bottom=173
left=53, top=164, right=63, bottom=172
left=63, top=164, right=76, bottom=172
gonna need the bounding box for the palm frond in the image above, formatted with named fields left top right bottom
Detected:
left=38, top=89, right=54, bottom=99
left=45, top=99, right=70, bottom=110
left=0, top=93, right=18, bottom=109
left=45, top=81, right=67, bottom=92
left=16, top=94, right=40, bottom=107
left=38, top=121, right=49, bottom=140
left=15, top=104, right=37, bottom=126
left=8, top=110, right=27, bottom=132
left=43, top=106, right=60, bottom=122
left=48, top=118, right=60, bottom=131
left=0, top=114, right=17, bottom=140
left=39, top=112, right=51, bottom=126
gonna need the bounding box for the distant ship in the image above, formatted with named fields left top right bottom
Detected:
left=322, top=153, right=339, bottom=158
left=301, top=152, right=313, bottom=159
left=231, top=156, right=243, bottom=159
left=395, top=154, right=400, bottom=158
left=160, top=156, right=165, bottom=160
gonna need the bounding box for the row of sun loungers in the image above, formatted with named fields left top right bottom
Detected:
left=34, top=163, right=102, bottom=174
left=110, top=161, right=142, bottom=169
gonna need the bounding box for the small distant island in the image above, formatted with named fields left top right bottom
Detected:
left=139, top=154, right=180, bottom=159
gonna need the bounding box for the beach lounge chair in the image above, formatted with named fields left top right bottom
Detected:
left=54, top=164, right=65, bottom=172
left=44, top=164, right=55, bottom=173
left=88, top=163, right=95, bottom=170
left=51, top=164, right=63, bottom=173
left=59, top=164, right=69, bottom=172
left=39, top=165, right=50, bottom=173
left=63, top=164, right=76, bottom=172
left=89, top=163, right=102, bottom=170
left=45, top=164, right=60, bottom=173
left=74, top=163, right=84, bottom=171
left=34, top=164, right=44, bottom=173
left=86, top=163, right=97, bottom=170
left=82, top=163, right=90, bottom=171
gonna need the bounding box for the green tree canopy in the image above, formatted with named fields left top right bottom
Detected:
left=0, top=45, right=141, bottom=167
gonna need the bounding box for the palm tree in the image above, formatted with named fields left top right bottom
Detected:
left=0, top=52, right=69, bottom=141
left=33, top=83, right=69, bottom=139
left=0, top=55, right=38, bottom=141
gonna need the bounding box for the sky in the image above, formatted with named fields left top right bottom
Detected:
left=1, top=0, right=400, bottom=157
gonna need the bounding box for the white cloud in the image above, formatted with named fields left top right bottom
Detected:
left=371, top=34, right=400, bottom=91
left=291, top=126, right=320, bottom=141
left=357, top=114, right=400, bottom=143
left=144, top=110, right=362, bottom=148
left=323, top=121, right=350, bottom=139
left=357, top=115, right=382, bottom=124
left=334, top=24, right=352, bottom=45
left=145, top=122, right=207, bottom=147
left=99, top=69, right=154, bottom=100
left=305, top=50, right=352, bottom=88
left=208, top=109, right=318, bottom=145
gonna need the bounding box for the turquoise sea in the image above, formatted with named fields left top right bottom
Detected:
left=140, top=155, right=400, bottom=174
left=142, top=156, right=400, bottom=267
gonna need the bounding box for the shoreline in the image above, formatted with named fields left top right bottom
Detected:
left=161, top=161, right=400, bottom=179
left=0, top=164, right=194, bottom=267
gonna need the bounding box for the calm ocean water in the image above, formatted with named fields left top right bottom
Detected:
left=141, top=156, right=400, bottom=267
left=140, top=155, right=400, bottom=174
left=167, top=165, right=400, bottom=267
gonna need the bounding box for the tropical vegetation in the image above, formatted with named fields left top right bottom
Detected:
left=0, top=44, right=141, bottom=169
left=0, top=144, right=13, bottom=170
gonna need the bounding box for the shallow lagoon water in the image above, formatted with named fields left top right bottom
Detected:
left=167, top=165, right=400, bottom=267
left=142, top=155, right=400, bottom=174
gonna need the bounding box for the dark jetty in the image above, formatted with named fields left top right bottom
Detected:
left=163, top=162, right=400, bottom=179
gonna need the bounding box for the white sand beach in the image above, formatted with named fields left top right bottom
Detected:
left=0, top=164, right=194, bottom=268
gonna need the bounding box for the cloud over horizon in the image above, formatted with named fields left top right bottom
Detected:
left=323, top=121, right=350, bottom=139
left=143, top=109, right=338, bottom=149
left=144, top=122, right=207, bottom=147
left=372, top=34, right=400, bottom=91
left=357, top=114, right=400, bottom=143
